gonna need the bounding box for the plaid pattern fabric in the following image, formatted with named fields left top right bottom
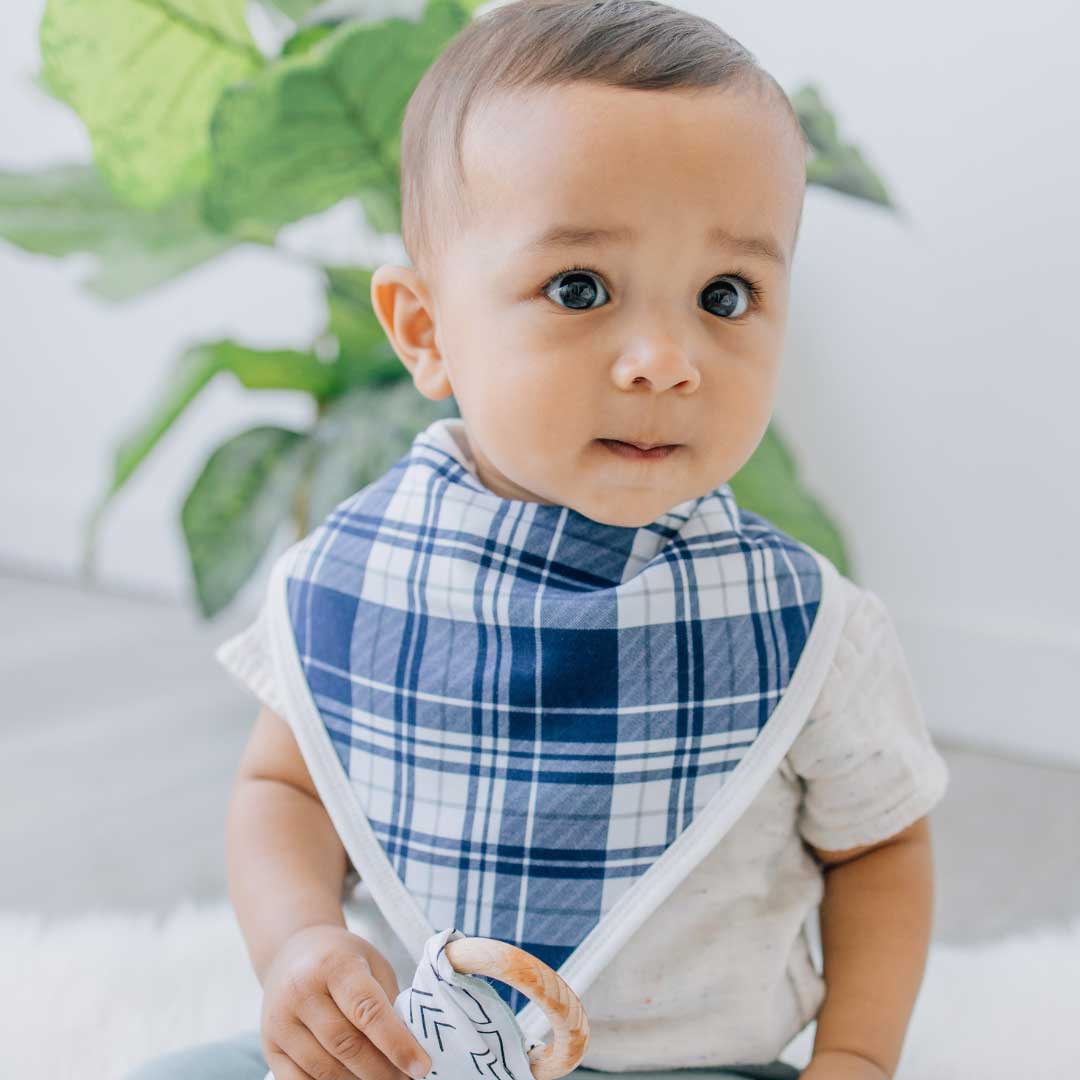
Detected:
left=284, top=418, right=823, bottom=1015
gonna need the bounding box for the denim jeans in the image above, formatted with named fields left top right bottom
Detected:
left=120, top=1029, right=802, bottom=1079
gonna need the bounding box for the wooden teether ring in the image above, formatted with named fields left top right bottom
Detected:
left=443, top=936, right=589, bottom=1080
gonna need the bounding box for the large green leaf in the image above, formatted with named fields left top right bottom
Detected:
left=323, top=265, right=406, bottom=386
left=202, top=0, right=469, bottom=236
left=181, top=425, right=312, bottom=617
left=792, top=84, right=897, bottom=210
left=39, top=0, right=265, bottom=209
left=0, top=163, right=255, bottom=302
left=110, top=340, right=338, bottom=494
left=80, top=340, right=341, bottom=579
left=728, top=423, right=852, bottom=579
left=303, top=380, right=458, bottom=528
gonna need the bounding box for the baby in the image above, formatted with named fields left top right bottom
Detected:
left=125, top=3, right=949, bottom=1079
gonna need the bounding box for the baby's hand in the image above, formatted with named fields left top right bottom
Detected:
left=260, top=924, right=432, bottom=1080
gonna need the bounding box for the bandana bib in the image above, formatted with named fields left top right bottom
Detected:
left=263, top=417, right=846, bottom=1048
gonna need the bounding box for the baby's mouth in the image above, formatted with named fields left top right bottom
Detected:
left=596, top=438, right=681, bottom=461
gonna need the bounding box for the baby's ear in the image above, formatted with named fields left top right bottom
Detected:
left=369, top=264, right=453, bottom=401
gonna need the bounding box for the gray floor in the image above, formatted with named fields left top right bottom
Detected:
left=2, top=567, right=1079, bottom=944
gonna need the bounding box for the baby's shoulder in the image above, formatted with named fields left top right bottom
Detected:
left=785, top=572, right=919, bottom=764
left=824, top=573, right=904, bottom=686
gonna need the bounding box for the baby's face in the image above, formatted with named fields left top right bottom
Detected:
left=386, top=81, right=805, bottom=526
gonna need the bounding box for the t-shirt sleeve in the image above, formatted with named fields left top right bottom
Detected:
left=786, top=583, right=950, bottom=853
left=214, top=601, right=289, bottom=718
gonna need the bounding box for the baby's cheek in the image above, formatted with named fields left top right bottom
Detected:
left=508, top=379, right=578, bottom=440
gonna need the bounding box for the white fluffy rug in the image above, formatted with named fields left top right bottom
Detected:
left=4, top=900, right=1080, bottom=1079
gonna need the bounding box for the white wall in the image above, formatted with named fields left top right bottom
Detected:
left=716, top=1, right=1080, bottom=768
left=1, top=1, right=1077, bottom=765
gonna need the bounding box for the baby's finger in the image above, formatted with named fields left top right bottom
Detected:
left=324, top=960, right=430, bottom=1079
left=267, top=1018, right=355, bottom=1080
left=297, top=989, right=407, bottom=1080
left=361, top=940, right=403, bottom=1005
left=262, top=1046, right=310, bottom=1080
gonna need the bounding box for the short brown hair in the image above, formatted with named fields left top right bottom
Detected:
left=400, top=0, right=807, bottom=276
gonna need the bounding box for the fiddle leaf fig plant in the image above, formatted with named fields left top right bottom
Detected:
left=202, top=2, right=469, bottom=237
left=0, top=0, right=898, bottom=616
left=39, top=0, right=266, bottom=209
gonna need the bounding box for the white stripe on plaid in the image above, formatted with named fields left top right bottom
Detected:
left=282, top=418, right=824, bottom=1018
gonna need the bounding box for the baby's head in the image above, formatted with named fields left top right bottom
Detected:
left=371, top=0, right=808, bottom=526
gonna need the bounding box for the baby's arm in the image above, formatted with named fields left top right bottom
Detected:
left=801, top=814, right=934, bottom=1080
left=227, top=706, right=431, bottom=1079
left=227, top=704, right=351, bottom=982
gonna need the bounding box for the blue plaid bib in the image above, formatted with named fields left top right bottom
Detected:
left=263, top=417, right=845, bottom=1044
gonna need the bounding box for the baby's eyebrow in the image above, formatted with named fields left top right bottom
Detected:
left=518, top=222, right=787, bottom=268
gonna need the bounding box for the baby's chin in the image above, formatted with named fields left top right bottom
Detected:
left=568, top=487, right=699, bottom=528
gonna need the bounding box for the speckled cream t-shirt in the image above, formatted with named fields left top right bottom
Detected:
left=216, top=520, right=949, bottom=1071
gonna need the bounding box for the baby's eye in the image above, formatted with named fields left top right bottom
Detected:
left=542, top=268, right=609, bottom=310
left=700, top=276, right=755, bottom=320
